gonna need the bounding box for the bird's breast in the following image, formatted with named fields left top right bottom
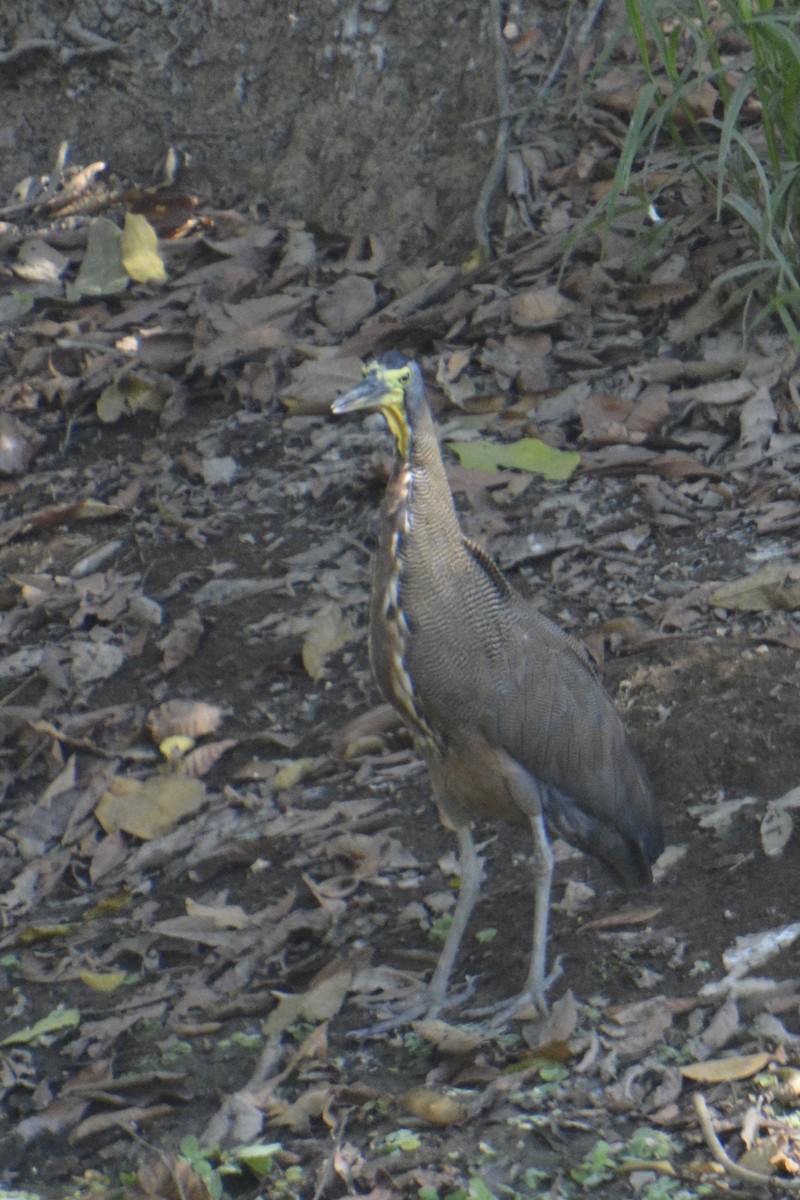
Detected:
left=370, top=466, right=440, bottom=753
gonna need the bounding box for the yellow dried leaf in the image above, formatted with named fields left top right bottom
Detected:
left=1, top=1007, right=81, bottom=1046
left=401, top=1085, right=468, bottom=1126
left=680, top=1051, right=772, bottom=1083
left=302, top=604, right=356, bottom=681
left=96, top=773, right=206, bottom=840
left=79, top=969, right=127, bottom=992
left=273, top=756, right=325, bottom=792
left=16, top=924, right=74, bottom=945
left=121, top=212, right=168, bottom=284
left=710, top=560, right=800, bottom=613
left=160, top=735, right=196, bottom=761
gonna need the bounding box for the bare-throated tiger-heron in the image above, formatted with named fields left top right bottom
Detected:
left=332, top=352, right=663, bottom=1020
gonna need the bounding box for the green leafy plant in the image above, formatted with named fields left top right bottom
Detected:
left=570, top=1139, right=617, bottom=1187
left=618, top=0, right=800, bottom=344
left=177, top=1135, right=285, bottom=1199
left=429, top=914, right=453, bottom=944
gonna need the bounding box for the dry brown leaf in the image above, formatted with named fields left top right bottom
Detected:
left=0, top=412, right=45, bottom=475
left=680, top=1050, right=772, bottom=1083
left=509, top=286, right=573, bottom=329
left=280, top=356, right=364, bottom=414
left=668, top=289, right=725, bottom=342
left=603, top=997, right=673, bottom=1061
left=183, top=738, right=237, bottom=777
left=693, top=996, right=741, bottom=1057
left=710, top=561, right=800, bottom=612
left=96, top=774, right=207, bottom=840
left=410, top=1019, right=484, bottom=1055
left=124, top=1157, right=215, bottom=1200
left=332, top=703, right=400, bottom=758
left=624, top=280, right=697, bottom=311
left=146, top=699, right=223, bottom=742
left=190, top=324, right=290, bottom=374
left=583, top=905, right=662, bottom=931
left=266, top=1085, right=333, bottom=1134
left=520, top=988, right=580, bottom=1047
left=263, top=967, right=352, bottom=1036
left=72, top=1102, right=174, bottom=1141
left=317, top=275, right=376, bottom=333
left=157, top=610, right=205, bottom=672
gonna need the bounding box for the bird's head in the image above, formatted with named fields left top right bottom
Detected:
left=331, top=352, right=425, bottom=458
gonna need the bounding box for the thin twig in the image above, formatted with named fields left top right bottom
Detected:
left=473, top=0, right=509, bottom=261
left=512, top=0, right=609, bottom=143
left=693, top=1092, right=800, bottom=1192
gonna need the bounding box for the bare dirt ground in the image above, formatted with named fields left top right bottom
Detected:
left=2, top=3, right=800, bottom=1199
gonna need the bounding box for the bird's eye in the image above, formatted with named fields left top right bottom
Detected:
left=400, top=369, right=410, bottom=382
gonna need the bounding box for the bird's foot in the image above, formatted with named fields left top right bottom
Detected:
left=465, top=956, right=564, bottom=1026
left=346, top=978, right=477, bottom=1040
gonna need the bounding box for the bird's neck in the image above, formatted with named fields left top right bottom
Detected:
left=396, top=405, right=463, bottom=552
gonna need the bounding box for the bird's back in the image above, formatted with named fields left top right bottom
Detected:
left=384, top=503, right=662, bottom=884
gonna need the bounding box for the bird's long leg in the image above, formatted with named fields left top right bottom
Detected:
left=468, top=769, right=557, bottom=1022
left=522, top=808, right=554, bottom=1009
left=425, top=822, right=483, bottom=1017
left=347, top=822, right=482, bottom=1039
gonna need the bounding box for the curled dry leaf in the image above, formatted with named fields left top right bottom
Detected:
left=583, top=904, right=662, bottom=931
left=302, top=603, right=356, bottom=681
left=680, top=1051, right=772, bottom=1083
left=79, top=970, right=128, bottom=992
left=146, top=699, right=223, bottom=742
left=183, top=738, right=238, bottom=778
left=71, top=1102, right=173, bottom=1142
